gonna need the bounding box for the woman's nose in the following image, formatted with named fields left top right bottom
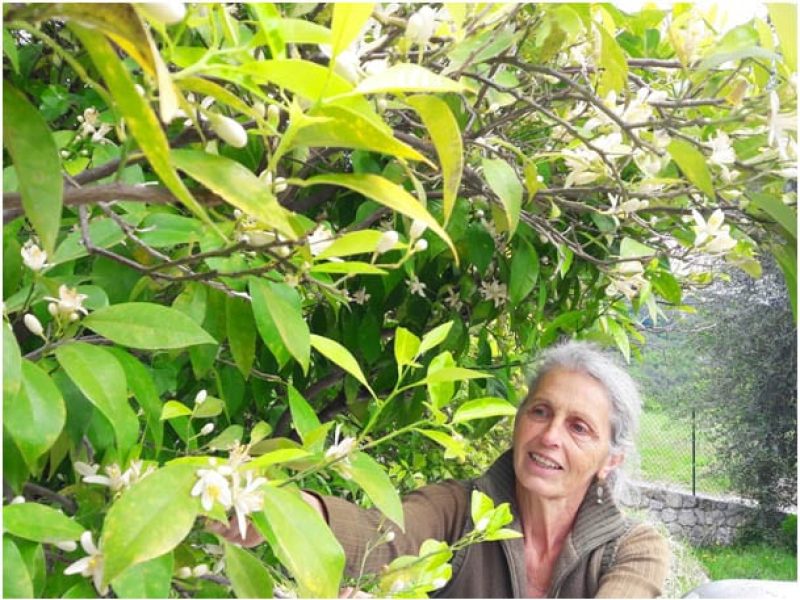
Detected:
left=539, top=419, right=562, bottom=447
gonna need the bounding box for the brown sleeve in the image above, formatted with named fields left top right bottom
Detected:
left=595, top=523, right=670, bottom=598
left=315, top=479, right=470, bottom=578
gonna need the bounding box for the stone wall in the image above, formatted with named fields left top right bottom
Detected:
left=620, top=482, right=758, bottom=546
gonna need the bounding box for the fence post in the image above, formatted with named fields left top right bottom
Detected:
left=691, top=408, right=696, bottom=496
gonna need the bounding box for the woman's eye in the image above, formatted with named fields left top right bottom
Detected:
left=530, top=405, right=548, bottom=418
left=571, top=421, right=590, bottom=435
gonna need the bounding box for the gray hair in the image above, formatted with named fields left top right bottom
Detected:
left=521, top=339, right=642, bottom=495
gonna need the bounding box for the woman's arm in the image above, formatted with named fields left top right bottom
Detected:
left=594, top=523, right=670, bottom=598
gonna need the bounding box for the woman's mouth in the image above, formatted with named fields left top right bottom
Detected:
left=529, top=452, right=563, bottom=470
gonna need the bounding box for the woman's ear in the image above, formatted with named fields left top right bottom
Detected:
left=598, top=452, right=624, bottom=480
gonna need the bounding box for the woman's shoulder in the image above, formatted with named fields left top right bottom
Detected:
left=616, top=519, right=670, bottom=560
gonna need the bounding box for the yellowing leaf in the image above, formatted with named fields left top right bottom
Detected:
left=354, top=64, right=464, bottom=96
left=294, top=173, right=458, bottom=263
left=406, top=95, right=464, bottom=223
left=598, top=27, right=627, bottom=97
left=768, top=4, right=797, bottom=71
left=330, top=3, right=374, bottom=58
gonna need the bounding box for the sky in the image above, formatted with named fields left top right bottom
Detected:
left=611, top=1, right=771, bottom=31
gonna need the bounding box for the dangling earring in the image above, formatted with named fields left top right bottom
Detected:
left=596, top=479, right=605, bottom=504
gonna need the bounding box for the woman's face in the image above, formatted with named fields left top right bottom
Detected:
left=513, top=368, right=622, bottom=502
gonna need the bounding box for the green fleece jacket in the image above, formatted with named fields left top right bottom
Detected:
left=320, top=450, right=669, bottom=598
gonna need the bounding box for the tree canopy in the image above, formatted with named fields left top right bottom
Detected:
left=2, top=3, right=796, bottom=598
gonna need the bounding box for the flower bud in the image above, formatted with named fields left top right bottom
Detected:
left=55, top=540, right=78, bottom=552
left=23, top=313, right=45, bottom=338
left=134, top=83, right=146, bottom=97
left=200, top=423, right=215, bottom=436
left=385, top=530, right=396, bottom=542
left=259, top=170, right=273, bottom=186
left=193, top=564, right=209, bottom=577
left=208, top=113, right=248, bottom=148
left=376, top=230, right=399, bottom=254
left=413, top=239, right=428, bottom=252
left=195, top=389, right=207, bottom=405
left=10, top=495, right=25, bottom=505
left=273, top=177, right=288, bottom=194
left=48, top=303, right=58, bottom=317
left=267, top=104, right=281, bottom=128
left=177, top=566, right=192, bottom=579
left=138, top=2, right=187, bottom=25
left=409, top=220, right=427, bottom=239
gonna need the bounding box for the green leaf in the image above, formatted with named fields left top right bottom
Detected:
left=3, top=503, right=84, bottom=543
left=347, top=451, right=404, bottom=530
left=768, top=4, right=797, bottom=71
left=418, top=322, right=454, bottom=356
left=271, top=17, right=331, bottom=45
left=406, top=95, right=463, bottom=223
left=394, top=327, right=421, bottom=367
left=253, top=486, right=345, bottom=598
left=3, top=536, right=33, bottom=599
left=452, top=397, right=518, bottom=423
left=667, top=139, right=715, bottom=198
left=288, top=385, right=321, bottom=443
left=482, top=157, right=522, bottom=235
left=748, top=193, right=797, bottom=242
left=137, top=213, right=204, bottom=247
left=3, top=29, right=20, bottom=73
left=772, top=243, right=797, bottom=322
left=171, top=149, right=295, bottom=239
left=354, top=64, right=464, bottom=96
left=223, top=542, right=274, bottom=598
left=226, top=295, right=257, bottom=378
left=73, top=26, right=209, bottom=224
left=2, top=83, right=62, bottom=254
left=316, top=230, right=383, bottom=259
left=423, top=366, right=491, bottom=385
left=111, top=552, right=174, bottom=599
left=292, top=105, right=428, bottom=163
left=51, top=216, right=130, bottom=266
left=330, top=3, right=374, bottom=58
left=294, top=173, right=457, bottom=263
left=193, top=396, right=224, bottom=419
left=427, top=351, right=455, bottom=409
left=619, top=237, right=655, bottom=258
left=309, top=261, right=387, bottom=275
left=509, top=237, right=539, bottom=304
left=470, top=489, right=495, bottom=525
left=207, top=425, right=244, bottom=451
left=606, top=319, right=631, bottom=363
left=244, top=447, right=311, bottom=470
left=101, top=463, right=200, bottom=585
left=311, top=334, right=374, bottom=397
left=160, top=400, right=193, bottom=420
left=3, top=321, right=22, bottom=403
left=697, top=45, right=778, bottom=73
left=650, top=271, right=682, bottom=305
left=55, top=343, right=139, bottom=459
left=248, top=278, right=310, bottom=373
left=415, top=429, right=466, bottom=461
left=84, top=302, right=217, bottom=350
left=4, top=360, right=66, bottom=471
left=107, top=348, right=164, bottom=454
left=598, top=27, right=628, bottom=97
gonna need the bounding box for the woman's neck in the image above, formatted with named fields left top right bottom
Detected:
left=515, top=481, right=587, bottom=554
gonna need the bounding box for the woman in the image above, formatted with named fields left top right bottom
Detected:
left=224, top=340, right=670, bottom=597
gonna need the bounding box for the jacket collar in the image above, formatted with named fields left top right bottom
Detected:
left=475, top=450, right=628, bottom=596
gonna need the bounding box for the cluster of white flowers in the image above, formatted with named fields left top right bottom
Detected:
left=562, top=132, right=632, bottom=187
left=691, top=209, right=737, bottom=254
left=234, top=212, right=291, bottom=255
left=259, top=170, right=288, bottom=195
left=768, top=91, right=798, bottom=178
left=706, top=131, right=738, bottom=182
left=44, top=285, right=89, bottom=323
left=479, top=279, right=508, bottom=308
left=605, top=260, right=648, bottom=300
left=605, top=194, right=650, bottom=220
left=63, top=531, right=107, bottom=594
left=407, top=274, right=427, bottom=298
left=325, top=424, right=358, bottom=462
left=306, top=224, right=335, bottom=257
left=74, top=460, right=155, bottom=495
left=76, top=107, right=112, bottom=143
left=191, top=447, right=266, bottom=540
left=21, top=240, right=50, bottom=272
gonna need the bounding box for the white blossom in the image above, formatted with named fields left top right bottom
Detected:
left=708, top=132, right=736, bottom=168
left=443, top=286, right=462, bottom=311
left=44, top=285, right=89, bottom=321
left=406, top=6, right=438, bottom=45
left=10, top=495, right=26, bottom=505
left=193, top=564, right=210, bottom=578
left=195, top=389, right=208, bottom=405
left=191, top=468, right=233, bottom=512
left=409, top=220, right=428, bottom=239
left=20, top=240, right=49, bottom=271
left=231, top=471, right=267, bottom=540
left=376, top=230, right=399, bottom=254
left=307, top=225, right=335, bottom=256
left=55, top=540, right=78, bottom=552
left=408, top=275, right=427, bottom=298
left=64, top=531, right=107, bottom=595
left=351, top=288, right=371, bottom=305
left=413, top=239, right=429, bottom=253
left=177, top=566, right=192, bottom=578
left=480, top=280, right=508, bottom=308
left=200, top=423, right=215, bottom=436
left=325, top=424, right=357, bottom=461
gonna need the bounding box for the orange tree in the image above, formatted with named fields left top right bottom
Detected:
left=3, top=3, right=796, bottom=598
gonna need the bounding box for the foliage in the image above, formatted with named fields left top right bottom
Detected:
left=2, top=2, right=796, bottom=598
left=694, top=542, right=798, bottom=582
